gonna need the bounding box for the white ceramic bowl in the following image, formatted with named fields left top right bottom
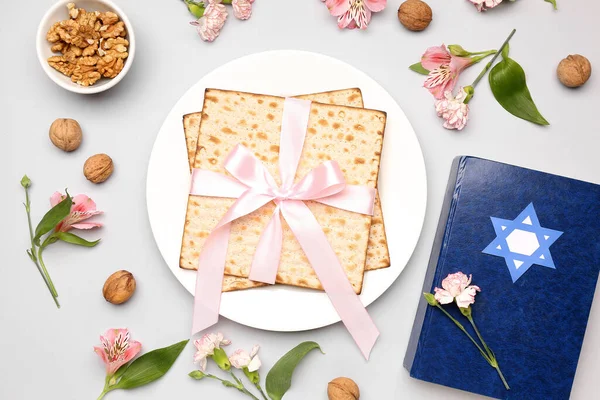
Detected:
left=36, top=0, right=135, bottom=94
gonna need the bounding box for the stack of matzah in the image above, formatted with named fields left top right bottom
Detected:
left=180, top=88, right=389, bottom=294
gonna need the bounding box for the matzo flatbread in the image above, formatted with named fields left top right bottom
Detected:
left=180, top=89, right=387, bottom=293
left=183, top=89, right=390, bottom=292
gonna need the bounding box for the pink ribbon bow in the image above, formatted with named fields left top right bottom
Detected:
left=190, top=98, right=380, bottom=359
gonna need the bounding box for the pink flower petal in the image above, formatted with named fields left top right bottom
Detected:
left=123, top=340, right=142, bottom=363
left=434, top=288, right=454, bottom=304
left=327, top=0, right=351, bottom=17
left=50, top=192, right=65, bottom=207
left=356, top=3, right=372, bottom=30
left=421, top=44, right=451, bottom=71
left=364, top=0, right=386, bottom=12
left=71, top=195, right=98, bottom=213
left=450, top=55, right=474, bottom=74
left=70, top=222, right=103, bottom=230
left=94, top=346, right=108, bottom=364
left=248, top=355, right=261, bottom=372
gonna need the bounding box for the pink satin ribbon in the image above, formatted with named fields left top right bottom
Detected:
left=190, top=98, right=380, bottom=359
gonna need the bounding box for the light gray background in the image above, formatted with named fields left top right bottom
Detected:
left=1, top=0, right=598, bottom=399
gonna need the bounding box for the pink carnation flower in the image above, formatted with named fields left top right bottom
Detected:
left=422, top=44, right=474, bottom=99
left=190, top=0, right=228, bottom=42
left=469, top=0, right=502, bottom=12
left=434, top=272, right=480, bottom=308
left=193, top=332, right=231, bottom=371
left=50, top=192, right=103, bottom=231
left=229, top=345, right=262, bottom=372
left=94, top=328, right=141, bottom=375
left=323, top=0, right=387, bottom=30
left=435, top=88, right=470, bottom=131
left=232, top=0, right=253, bottom=20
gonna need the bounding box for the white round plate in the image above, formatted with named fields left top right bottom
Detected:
left=147, top=50, right=427, bottom=332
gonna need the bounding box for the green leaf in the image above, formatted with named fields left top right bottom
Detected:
left=266, top=341, right=323, bottom=400
left=55, top=232, right=100, bottom=247
left=409, top=62, right=430, bottom=75
left=544, top=0, right=557, bottom=10
left=33, top=191, right=72, bottom=245
left=489, top=56, right=549, bottom=126
left=112, top=339, right=189, bottom=390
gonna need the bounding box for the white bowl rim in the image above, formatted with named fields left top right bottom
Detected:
left=36, top=0, right=136, bottom=95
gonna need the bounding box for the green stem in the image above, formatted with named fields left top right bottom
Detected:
left=23, top=186, right=60, bottom=307
left=471, top=29, right=516, bottom=88
left=467, top=315, right=492, bottom=358
left=230, top=371, right=260, bottom=400
left=96, top=390, right=109, bottom=400
left=205, top=373, right=259, bottom=399
left=254, top=382, right=269, bottom=400
left=435, top=305, right=491, bottom=363
left=467, top=316, right=510, bottom=390
left=469, top=50, right=497, bottom=65
left=96, top=377, right=112, bottom=400
left=37, top=245, right=59, bottom=302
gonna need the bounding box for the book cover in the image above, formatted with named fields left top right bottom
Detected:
left=404, top=156, right=600, bottom=399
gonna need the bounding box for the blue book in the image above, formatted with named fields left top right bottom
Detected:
left=404, top=156, right=600, bottom=399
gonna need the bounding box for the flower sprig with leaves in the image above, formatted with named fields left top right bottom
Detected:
left=424, top=272, right=510, bottom=390
left=410, top=29, right=548, bottom=131
left=189, top=333, right=323, bottom=400
left=94, top=328, right=188, bottom=399
left=20, top=176, right=102, bottom=307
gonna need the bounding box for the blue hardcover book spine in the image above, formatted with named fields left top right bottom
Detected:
left=403, top=156, right=600, bottom=399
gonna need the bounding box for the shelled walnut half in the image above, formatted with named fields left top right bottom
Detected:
left=46, top=3, right=128, bottom=87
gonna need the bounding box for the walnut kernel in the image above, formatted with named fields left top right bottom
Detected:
left=327, top=377, right=360, bottom=400
left=46, top=3, right=129, bottom=87
left=398, top=0, right=432, bottom=32
left=49, top=118, right=82, bottom=152
left=103, top=270, right=136, bottom=305
left=557, top=54, right=592, bottom=88
left=84, top=153, right=114, bottom=183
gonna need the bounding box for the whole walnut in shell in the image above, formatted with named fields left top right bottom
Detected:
left=557, top=54, right=592, bottom=88
left=84, top=153, right=114, bottom=183
left=49, top=118, right=82, bottom=152
left=328, top=377, right=360, bottom=400
left=103, top=270, right=136, bottom=304
left=398, top=0, right=432, bottom=32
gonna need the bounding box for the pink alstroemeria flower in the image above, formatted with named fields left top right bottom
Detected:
left=435, top=88, right=470, bottom=131
left=94, top=328, right=142, bottom=375
left=229, top=345, right=262, bottom=372
left=323, top=0, right=387, bottom=30
left=434, top=272, right=481, bottom=308
left=190, top=0, right=228, bottom=42
left=232, top=0, right=253, bottom=20
left=469, top=0, right=502, bottom=12
left=50, top=192, right=103, bottom=232
left=193, top=332, right=231, bottom=371
left=422, top=44, right=473, bottom=99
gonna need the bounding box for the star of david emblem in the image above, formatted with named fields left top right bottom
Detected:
left=482, top=203, right=563, bottom=283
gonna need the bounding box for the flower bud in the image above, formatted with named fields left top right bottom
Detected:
left=21, top=175, right=31, bottom=189
left=448, top=45, right=471, bottom=57
left=187, top=3, right=205, bottom=18
left=212, top=348, right=231, bottom=371
left=423, top=292, right=438, bottom=306
left=189, top=370, right=206, bottom=380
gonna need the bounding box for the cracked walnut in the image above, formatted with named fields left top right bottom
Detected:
left=46, top=3, right=129, bottom=87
